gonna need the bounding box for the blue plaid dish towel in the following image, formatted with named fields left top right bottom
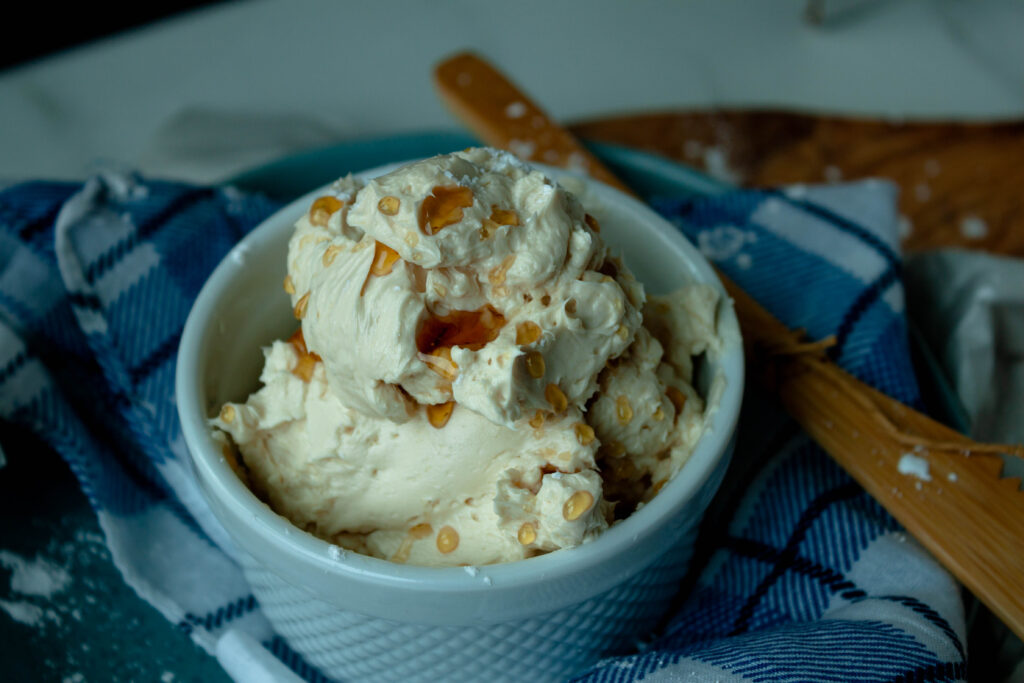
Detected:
left=0, top=171, right=966, bottom=682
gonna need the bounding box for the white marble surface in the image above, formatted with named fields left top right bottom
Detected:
left=0, top=0, right=1022, bottom=183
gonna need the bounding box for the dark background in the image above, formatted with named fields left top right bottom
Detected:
left=2, top=2, right=233, bottom=72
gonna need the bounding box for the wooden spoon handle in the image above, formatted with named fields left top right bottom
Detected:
left=434, top=52, right=633, bottom=195
left=433, top=50, right=1024, bottom=641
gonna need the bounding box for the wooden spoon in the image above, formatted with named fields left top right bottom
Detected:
left=434, top=51, right=1024, bottom=640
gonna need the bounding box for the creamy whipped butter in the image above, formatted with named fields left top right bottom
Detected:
left=212, top=148, right=725, bottom=567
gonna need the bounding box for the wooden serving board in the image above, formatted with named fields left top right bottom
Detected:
left=571, top=112, right=1024, bottom=257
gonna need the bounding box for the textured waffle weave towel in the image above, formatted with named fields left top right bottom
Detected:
left=0, top=171, right=966, bottom=682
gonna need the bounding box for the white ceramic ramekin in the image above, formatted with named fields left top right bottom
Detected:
left=176, top=161, right=744, bottom=682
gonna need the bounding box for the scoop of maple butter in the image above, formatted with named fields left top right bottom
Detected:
left=212, top=147, right=724, bottom=567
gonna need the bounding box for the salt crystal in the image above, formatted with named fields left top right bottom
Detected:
left=1, top=599, right=45, bottom=627
left=504, top=101, right=526, bottom=119
left=327, top=546, right=345, bottom=561
left=897, top=453, right=932, bottom=481
left=696, top=225, right=750, bottom=261
left=947, top=472, right=958, bottom=482
left=507, top=139, right=535, bottom=160
left=0, top=551, right=71, bottom=599
left=567, top=151, right=589, bottom=173
left=898, top=215, right=913, bottom=240
left=482, top=576, right=493, bottom=586
left=735, top=253, right=752, bottom=270
left=702, top=146, right=739, bottom=183
left=463, top=566, right=479, bottom=577
left=785, top=184, right=808, bottom=199
left=230, top=243, right=249, bottom=265
left=960, top=215, right=988, bottom=240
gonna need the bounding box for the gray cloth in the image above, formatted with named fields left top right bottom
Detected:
left=905, top=248, right=1024, bottom=683
left=905, top=249, right=1024, bottom=466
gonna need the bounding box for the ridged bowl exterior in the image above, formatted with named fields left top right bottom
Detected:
left=240, top=448, right=730, bottom=682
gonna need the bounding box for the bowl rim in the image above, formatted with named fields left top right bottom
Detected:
left=176, top=156, right=745, bottom=610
